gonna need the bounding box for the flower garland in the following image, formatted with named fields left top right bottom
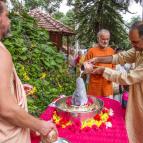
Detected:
left=52, top=108, right=114, bottom=131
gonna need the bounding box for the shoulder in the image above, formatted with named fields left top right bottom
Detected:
left=122, top=48, right=136, bottom=56
left=108, top=47, right=115, bottom=53
left=108, top=47, right=114, bottom=51
left=0, top=43, right=13, bottom=72
left=87, top=46, right=98, bottom=53
left=0, top=44, right=12, bottom=62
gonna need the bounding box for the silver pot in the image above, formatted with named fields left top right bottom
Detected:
left=55, top=96, right=104, bottom=121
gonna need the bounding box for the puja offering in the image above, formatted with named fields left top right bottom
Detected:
left=54, top=77, right=104, bottom=121
left=52, top=76, right=113, bottom=131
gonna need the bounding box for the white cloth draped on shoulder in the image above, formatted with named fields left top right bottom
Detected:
left=0, top=67, right=31, bottom=143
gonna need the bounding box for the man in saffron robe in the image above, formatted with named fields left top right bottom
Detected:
left=85, top=29, right=115, bottom=98
left=88, top=21, right=143, bottom=143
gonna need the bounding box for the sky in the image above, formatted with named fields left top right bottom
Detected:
left=59, top=0, right=72, bottom=14
left=122, top=1, right=142, bottom=22
left=59, top=0, right=143, bottom=22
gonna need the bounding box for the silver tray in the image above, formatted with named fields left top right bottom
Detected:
left=55, top=96, right=104, bottom=121
left=40, top=137, right=70, bottom=143
left=53, top=137, right=70, bottom=143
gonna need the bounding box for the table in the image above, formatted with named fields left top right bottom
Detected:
left=31, top=97, right=129, bottom=143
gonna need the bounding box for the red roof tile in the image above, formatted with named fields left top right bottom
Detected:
left=29, top=9, right=75, bottom=35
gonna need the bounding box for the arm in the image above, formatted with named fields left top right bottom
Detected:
left=112, top=48, right=136, bottom=65
left=23, top=83, right=33, bottom=94
left=0, top=48, right=57, bottom=141
left=95, top=56, right=113, bottom=64
left=93, top=64, right=143, bottom=85
left=85, top=47, right=113, bottom=63
left=103, top=65, right=143, bottom=85
left=89, top=48, right=136, bottom=65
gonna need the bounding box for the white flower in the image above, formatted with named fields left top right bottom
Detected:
left=105, top=122, right=112, bottom=128
left=109, top=108, right=114, bottom=116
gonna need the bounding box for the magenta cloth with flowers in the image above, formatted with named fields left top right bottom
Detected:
left=31, top=97, right=129, bottom=143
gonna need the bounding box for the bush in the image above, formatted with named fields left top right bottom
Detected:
left=3, top=12, right=75, bottom=116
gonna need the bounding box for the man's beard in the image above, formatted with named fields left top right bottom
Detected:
left=99, top=42, right=109, bottom=48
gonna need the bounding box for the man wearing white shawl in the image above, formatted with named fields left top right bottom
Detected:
left=0, top=1, right=58, bottom=143
left=87, top=21, right=143, bottom=143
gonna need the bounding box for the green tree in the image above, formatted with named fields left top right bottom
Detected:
left=126, top=15, right=141, bottom=28
left=7, top=0, right=63, bottom=13
left=24, top=0, right=62, bottom=13
left=52, top=11, right=65, bottom=20
left=52, top=10, right=76, bottom=46
left=52, top=10, right=75, bottom=29
left=65, top=10, right=76, bottom=29
left=115, top=0, right=143, bottom=4
left=67, top=0, right=130, bottom=49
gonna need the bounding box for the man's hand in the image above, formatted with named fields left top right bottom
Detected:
left=92, top=67, right=105, bottom=75
left=39, top=120, right=58, bottom=143
left=23, top=84, right=33, bottom=94
left=82, top=61, right=94, bottom=73
left=41, top=129, right=58, bottom=143
left=87, top=57, right=98, bottom=64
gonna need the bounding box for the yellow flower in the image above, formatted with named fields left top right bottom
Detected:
left=81, top=119, right=96, bottom=128
left=23, top=72, right=30, bottom=81
left=101, top=113, right=109, bottom=122
left=95, top=120, right=102, bottom=127
left=52, top=109, right=112, bottom=129
left=28, top=87, right=37, bottom=95
left=40, top=73, right=47, bottom=79
left=23, top=72, right=27, bottom=76
left=53, top=112, right=61, bottom=124
left=21, top=65, right=25, bottom=70
left=24, top=75, right=30, bottom=81
left=62, top=121, right=72, bottom=128
left=31, top=44, right=36, bottom=48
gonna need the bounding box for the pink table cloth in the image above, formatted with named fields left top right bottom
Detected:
left=31, top=97, right=129, bottom=143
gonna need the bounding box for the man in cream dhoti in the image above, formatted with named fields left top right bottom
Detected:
left=0, top=2, right=58, bottom=143
left=86, top=21, right=143, bottom=143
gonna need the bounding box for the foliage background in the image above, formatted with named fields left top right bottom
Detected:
left=3, top=12, right=76, bottom=116
left=66, top=0, right=131, bottom=49
left=4, top=0, right=142, bottom=117
left=8, top=0, right=143, bottom=50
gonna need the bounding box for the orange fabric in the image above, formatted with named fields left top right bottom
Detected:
left=85, top=46, right=115, bottom=96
